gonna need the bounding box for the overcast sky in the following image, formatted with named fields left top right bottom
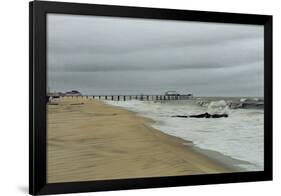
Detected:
left=47, top=14, right=264, bottom=97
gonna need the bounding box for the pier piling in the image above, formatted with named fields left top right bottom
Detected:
left=82, top=94, right=192, bottom=102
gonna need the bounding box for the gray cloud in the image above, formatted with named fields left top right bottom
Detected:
left=47, top=14, right=264, bottom=96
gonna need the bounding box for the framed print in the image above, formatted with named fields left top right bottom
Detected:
left=29, top=1, right=272, bottom=195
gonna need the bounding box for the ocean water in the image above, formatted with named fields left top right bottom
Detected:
left=104, top=98, right=264, bottom=171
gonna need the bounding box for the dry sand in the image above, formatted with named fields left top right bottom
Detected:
left=47, top=97, right=232, bottom=183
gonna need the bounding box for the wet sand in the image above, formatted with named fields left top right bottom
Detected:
left=47, top=97, right=233, bottom=183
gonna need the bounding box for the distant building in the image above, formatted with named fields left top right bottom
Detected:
left=65, top=90, right=82, bottom=96
left=164, top=91, right=193, bottom=98
left=47, top=92, right=64, bottom=98
left=165, top=91, right=180, bottom=96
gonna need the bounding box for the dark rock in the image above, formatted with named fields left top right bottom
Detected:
left=172, top=112, right=228, bottom=118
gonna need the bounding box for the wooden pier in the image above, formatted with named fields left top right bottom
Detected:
left=64, top=94, right=193, bottom=101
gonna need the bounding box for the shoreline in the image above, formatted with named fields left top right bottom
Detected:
left=104, top=100, right=247, bottom=172
left=47, top=97, right=236, bottom=183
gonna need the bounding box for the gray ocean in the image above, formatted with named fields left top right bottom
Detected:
left=105, top=97, right=264, bottom=171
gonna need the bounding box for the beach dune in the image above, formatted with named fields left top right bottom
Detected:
left=47, top=97, right=231, bottom=183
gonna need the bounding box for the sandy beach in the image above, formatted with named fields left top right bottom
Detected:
left=47, top=97, right=233, bottom=183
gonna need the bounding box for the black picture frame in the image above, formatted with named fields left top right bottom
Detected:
left=29, top=1, right=273, bottom=195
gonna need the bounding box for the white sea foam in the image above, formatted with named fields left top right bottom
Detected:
left=104, top=99, right=264, bottom=171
